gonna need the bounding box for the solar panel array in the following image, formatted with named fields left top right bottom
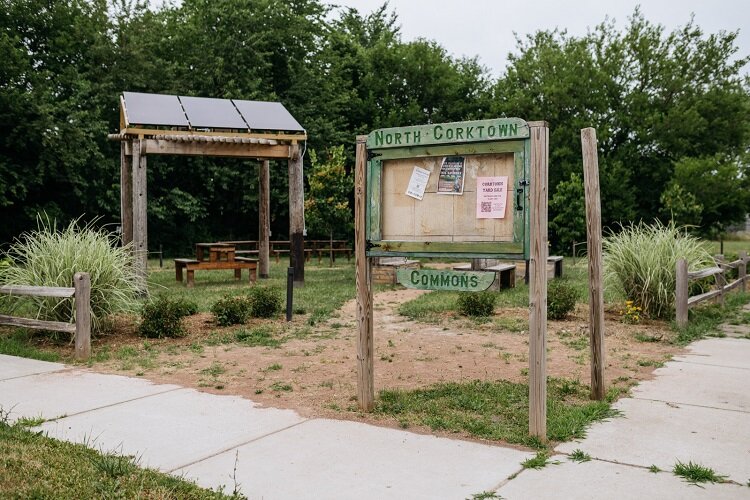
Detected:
left=123, top=92, right=304, bottom=132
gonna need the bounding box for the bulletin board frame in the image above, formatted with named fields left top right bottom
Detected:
left=365, top=118, right=532, bottom=260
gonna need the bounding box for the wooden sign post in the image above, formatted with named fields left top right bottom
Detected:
left=581, top=128, right=605, bottom=400
left=355, top=118, right=549, bottom=439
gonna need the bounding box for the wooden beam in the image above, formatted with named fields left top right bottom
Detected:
left=120, top=141, right=133, bottom=246
left=528, top=121, right=548, bottom=440
left=132, top=139, right=148, bottom=293
left=740, top=251, right=747, bottom=293
left=141, top=139, right=291, bottom=159
left=0, top=285, right=74, bottom=298
left=581, top=127, right=605, bottom=401
left=355, top=135, right=374, bottom=411
left=74, top=272, right=91, bottom=360
left=0, top=315, right=75, bottom=334
left=259, top=160, right=270, bottom=279
left=675, top=258, right=688, bottom=327
left=121, top=127, right=306, bottom=142
left=288, top=144, right=305, bottom=286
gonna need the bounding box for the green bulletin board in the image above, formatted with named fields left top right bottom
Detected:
left=365, top=118, right=531, bottom=260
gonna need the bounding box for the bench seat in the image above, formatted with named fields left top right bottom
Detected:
left=175, top=257, right=257, bottom=287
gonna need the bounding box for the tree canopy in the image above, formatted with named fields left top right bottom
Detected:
left=0, top=2, right=747, bottom=253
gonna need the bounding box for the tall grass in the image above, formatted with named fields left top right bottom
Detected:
left=603, top=221, right=713, bottom=319
left=0, top=216, right=140, bottom=334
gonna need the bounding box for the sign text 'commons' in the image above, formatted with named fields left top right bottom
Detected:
left=396, top=269, right=495, bottom=292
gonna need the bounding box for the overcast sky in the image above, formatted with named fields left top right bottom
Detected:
left=326, top=0, right=750, bottom=77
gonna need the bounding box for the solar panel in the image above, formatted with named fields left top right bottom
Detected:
left=123, top=92, right=189, bottom=127
left=233, top=100, right=304, bottom=132
left=179, top=96, right=248, bottom=129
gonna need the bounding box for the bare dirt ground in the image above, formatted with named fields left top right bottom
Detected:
left=83, top=286, right=681, bottom=433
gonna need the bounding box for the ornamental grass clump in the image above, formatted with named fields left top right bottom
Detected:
left=0, top=216, right=140, bottom=334
left=603, top=221, right=713, bottom=319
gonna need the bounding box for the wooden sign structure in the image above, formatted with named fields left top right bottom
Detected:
left=355, top=118, right=550, bottom=439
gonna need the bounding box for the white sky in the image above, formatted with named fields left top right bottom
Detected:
left=326, top=0, right=750, bottom=77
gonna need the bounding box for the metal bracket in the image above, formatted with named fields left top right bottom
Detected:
left=365, top=240, right=381, bottom=251
left=366, top=150, right=382, bottom=161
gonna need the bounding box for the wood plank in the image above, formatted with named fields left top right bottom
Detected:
left=688, top=267, right=723, bottom=279
left=121, top=127, right=306, bottom=141
left=131, top=139, right=148, bottom=293
left=675, top=258, right=689, bottom=328
left=185, top=261, right=257, bottom=271
left=74, top=272, right=91, bottom=360
left=373, top=240, right=523, bottom=255
left=0, top=315, right=76, bottom=333
left=355, top=135, right=374, bottom=411
left=259, top=159, right=270, bottom=278
left=120, top=141, right=133, bottom=246
left=141, top=140, right=291, bottom=159
left=288, top=145, right=305, bottom=286
left=528, top=121, right=548, bottom=440
left=367, top=118, right=529, bottom=149
left=740, top=251, right=747, bottom=293
left=688, top=288, right=722, bottom=306
left=0, top=285, right=75, bottom=298
left=581, top=127, right=605, bottom=401
left=374, top=140, right=525, bottom=161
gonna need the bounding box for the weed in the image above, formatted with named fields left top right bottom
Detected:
left=263, top=363, right=282, bottom=372
left=235, top=325, right=280, bottom=347
left=270, top=382, right=293, bottom=392
left=634, top=331, right=662, bottom=343
left=494, top=317, right=527, bottom=333
left=201, top=361, right=226, bottom=377
left=468, top=492, right=503, bottom=499
left=673, top=460, right=727, bottom=484
left=649, top=465, right=661, bottom=473
left=522, top=452, right=554, bottom=469
left=457, top=291, right=497, bottom=317
left=569, top=449, right=591, bottom=463
left=637, top=359, right=664, bottom=368
left=16, top=415, right=46, bottom=428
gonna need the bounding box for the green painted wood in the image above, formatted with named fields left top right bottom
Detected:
left=371, top=240, right=523, bottom=255
left=374, top=140, right=524, bottom=161
left=397, top=269, right=495, bottom=291
left=513, top=147, right=526, bottom=252
left=523, top=138, right=531, bottom=260
left=369, top=158, right=382, bottom=240
left=367, top=118, right=529, bottom=149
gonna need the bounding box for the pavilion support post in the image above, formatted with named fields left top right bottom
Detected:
left=132, top=139, right=148, bottom=294
left=355, top=135, right=374, bottom=411
left=120, top=141, right=133, bottom=246
left=259, top=159, right=271, bottom=279
left=288, top=144, right=305, bottom=287
left=528, top=121, right=549, bottom=441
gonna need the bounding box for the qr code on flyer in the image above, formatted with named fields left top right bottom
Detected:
left=480, top=202, right=492, bottom=213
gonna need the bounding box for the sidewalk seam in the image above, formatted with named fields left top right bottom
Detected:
left=46, top=386, right=185, bottom=421
left=0, top=366, right=74, bottom=382
left=631, top=396, right=750, bottom=415
left=166, top=418, right=310, bottom=473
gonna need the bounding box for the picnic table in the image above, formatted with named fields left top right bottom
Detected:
left=175, top=242, right=257, bottom=287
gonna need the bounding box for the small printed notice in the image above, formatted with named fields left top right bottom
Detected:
left=437, top=156, right=465, bottom=195
left=476, top=176, right=508, bottom=219
left=405, top=166, right=431, bottom=200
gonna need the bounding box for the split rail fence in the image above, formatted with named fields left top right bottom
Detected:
left=0, top=272, right=91, bottom=360
left=675, top=252, right=748, bottom=327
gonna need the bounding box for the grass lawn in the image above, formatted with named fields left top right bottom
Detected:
left=0, top=419, right=243, bottom=499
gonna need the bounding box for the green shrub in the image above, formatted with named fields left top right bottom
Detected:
left=138, top=296, right=194, bottom=338
left=547, top=279, right=578, bottom=320
left=173, top=299, right=199, bottom=317
left=248, top=286, right=282, bottom=318
left=0, top=215, right=139, bottom=334
left=604, top=221, right=713, bottom=319
left=457, top=291, right=496, bottom=317
left=211, top=295, right=251, bottom=326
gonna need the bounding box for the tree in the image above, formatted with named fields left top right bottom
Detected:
left=304, top=146, right=353, bottom=265
left=549, top=173, right=586, bottom=254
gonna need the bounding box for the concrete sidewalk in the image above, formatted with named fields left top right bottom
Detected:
left=2, top=322, right=749, bottom=498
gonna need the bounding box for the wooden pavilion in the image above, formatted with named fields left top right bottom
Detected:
left=108, top=91, right=307, bottom=289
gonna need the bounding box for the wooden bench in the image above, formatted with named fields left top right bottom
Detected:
left=548, top=255, right=563, bottom=278
left=175, top=257, right=258, bottom=287
left=316, top=246, right=352, bottom=264
left=453, top=263, right=517, bottom=289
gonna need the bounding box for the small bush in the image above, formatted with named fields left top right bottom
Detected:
left=547, top=279, right=578, bottom=320
left=173, top=299, right=199, bottom=317
left=211, top=295, right=251, bottom=326
left=457, top=291, right=496, bottom=317
left=138, top=296, right=194, bottom=338
left=248, top=286, right=282, bottom=318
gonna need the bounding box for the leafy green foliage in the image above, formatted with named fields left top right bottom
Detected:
left=549, top=173, right=586, bottom=254
left=547, top=280, right=578, bottom=320
left=673, top=460, right=727, bottom=484
left=138, top=296, right=196, bottom=339
left=211, top=296, right=251, bottom=327
left=304, top=146, right=353, bottom=243
left=248, top=286, right=282, bottom=319
left=457, top=292, right=497, bottom=317
left=0, top=217, right=139, bottom=334
left=603, top=221, right=713, bottom=318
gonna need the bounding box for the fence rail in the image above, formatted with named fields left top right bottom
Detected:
left=0, top=272, right=91, bottom=360
left=675, top=252, right=748, bottom=327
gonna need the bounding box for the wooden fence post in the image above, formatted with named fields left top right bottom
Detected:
left=581, top=128, right=605, bottom=401
left=528, top=121, right=548, bottom=440
left=131, top=139, right=148, bottom=293
left=355, top=135, right=374, bottom=411
left=288, top=144, right=305, bottom=287
left=259, top=159, right=271, bottom=279
left=74, top=272, right=91, bottom=360
left=675, top=258, right=688, bottom=328
left=740, top=251, right=747, bottom=293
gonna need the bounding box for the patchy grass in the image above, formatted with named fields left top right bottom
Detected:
left=673, top=460, right=727, bottom=485
left=674, top=292, right=750, bottom=345
left=0, top=419, right=243, bottom=498
left=521, top=451, right=558, bottom=469
left=374, top=378, right=618, bottom=449
left=0, top=330, right=61, bottom=362
left=569, top=449, right=591, bottom=463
